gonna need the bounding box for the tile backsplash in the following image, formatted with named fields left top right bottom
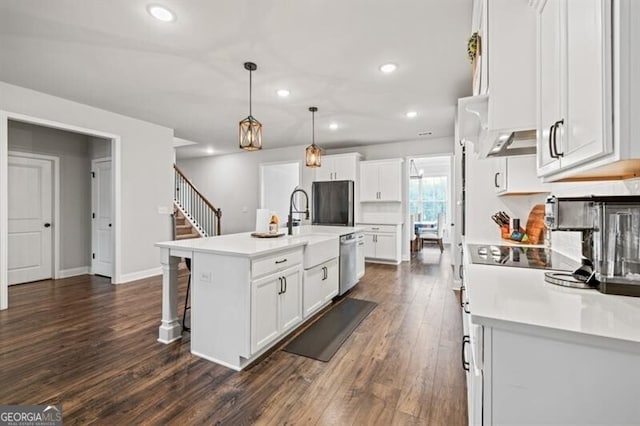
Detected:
left=550, top=178, right=640, bottom=259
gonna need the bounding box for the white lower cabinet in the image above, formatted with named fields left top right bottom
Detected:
left=358, top=224, right=402, bottom=264
left=462, top=300, right=640, bottom=425
left=303, top=257, right=338, bottom=319
left=251, top=265, right=302, bottom=354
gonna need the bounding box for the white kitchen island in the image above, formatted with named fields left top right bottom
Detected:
left=155, top=226, right=362, bottom=370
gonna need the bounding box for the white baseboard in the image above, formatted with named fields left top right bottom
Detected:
left=117, top=267, right=162, bottom=284
left=57, top=266, right=90, bottom=279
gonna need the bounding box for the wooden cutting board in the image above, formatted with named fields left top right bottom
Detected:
left=525, top=204, right=546, bottom=245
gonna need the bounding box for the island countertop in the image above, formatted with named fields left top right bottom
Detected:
left=155, top=225, right=363, bottom=258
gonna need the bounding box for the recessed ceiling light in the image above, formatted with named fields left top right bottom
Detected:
left=147, top=5, right=175, bottom=22
left=205, top=147, right=214, bottom=155
left=329, top=123, right=339, bottom=130
left=379, top=63, right=397, bottom=74
left=406, top=111, right=418, bottom=118
left=276, top=89, right=290, bottom=98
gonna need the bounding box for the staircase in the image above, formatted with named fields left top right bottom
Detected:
left=173, top=165, right=222, bottom=240
left=174, top=208, right=201, bottom=240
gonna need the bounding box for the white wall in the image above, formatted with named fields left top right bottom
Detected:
left=177, top=144, right=315, bottom=235
left=8, top=120, right=93, bottom=271
left=0, top=81, right=174, bottom=290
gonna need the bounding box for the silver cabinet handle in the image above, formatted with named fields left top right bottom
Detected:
left=494, top=172, right=500, bottom=188
left=278, top=277, right=284, bottom=295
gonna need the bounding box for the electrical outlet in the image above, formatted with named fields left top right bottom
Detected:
left=242, top=206, right=248, bottom=213
left=200, top=272, right=212, bottom=283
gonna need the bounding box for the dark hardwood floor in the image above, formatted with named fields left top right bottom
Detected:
left=0, top=248, right=467, bottom=425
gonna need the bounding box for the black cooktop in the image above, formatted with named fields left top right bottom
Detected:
left=467, top=244, right=579, bottom=272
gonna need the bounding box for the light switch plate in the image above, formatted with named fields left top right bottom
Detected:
left=158, top=205, right=171, bottom=214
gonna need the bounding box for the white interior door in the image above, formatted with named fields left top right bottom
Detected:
left=92, top=159, right=112, bottom=277
left=8, top=156, right=53, bottom=285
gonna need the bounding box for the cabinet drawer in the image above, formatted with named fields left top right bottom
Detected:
left=252, top=249, right=303, bottom=279
left=357, top=224, right=397, bottom=234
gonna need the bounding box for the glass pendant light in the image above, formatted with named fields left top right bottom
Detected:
left=239, top=62, right=262, bottom=151
left=305, top=107, right=322, bottom=167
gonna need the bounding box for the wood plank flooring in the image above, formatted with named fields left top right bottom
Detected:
left=0, top=248, right=467, bottom=425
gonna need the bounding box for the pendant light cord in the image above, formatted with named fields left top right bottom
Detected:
left=249, top=69, right=252, bottom=116
left=312, top=109, right=315, bottom=146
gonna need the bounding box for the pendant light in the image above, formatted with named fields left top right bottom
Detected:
left=409, top=159, right=424, bottom=179
left=239, top=62, right=262, bottom=151
left=305, top=107, right=322, bottom=167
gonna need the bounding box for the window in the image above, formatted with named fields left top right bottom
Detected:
left=409, top=176, right=448, bottom=222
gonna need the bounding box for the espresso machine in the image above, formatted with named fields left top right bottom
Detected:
left=545, top=195, right=640, bottom=297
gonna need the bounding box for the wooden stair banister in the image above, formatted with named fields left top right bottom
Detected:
left=173, top=165, right=222, bottom=236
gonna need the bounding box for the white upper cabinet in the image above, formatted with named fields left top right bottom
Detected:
left=360, top=159, right=403, bottom=202
left=537, top=0, right=564, bottom=176
left=536, top=0, right=640, bottom=181
left=494, top=155, right=551, bottom=196
left=314, top=153, right=361, bottom=182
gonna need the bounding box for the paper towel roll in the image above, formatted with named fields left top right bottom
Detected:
left=255, top=209, right=271, bottom=233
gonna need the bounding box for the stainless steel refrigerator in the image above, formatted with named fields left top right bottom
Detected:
left=312, top=180, right=354, bottom=226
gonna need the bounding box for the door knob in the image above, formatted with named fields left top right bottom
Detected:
left=44, top=223, right=51, bottom=228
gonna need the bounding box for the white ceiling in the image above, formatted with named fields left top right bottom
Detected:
left=0, top=0, right=472, bottom=158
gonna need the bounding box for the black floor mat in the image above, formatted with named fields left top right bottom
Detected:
left=283, top=298, right=377, bottom=362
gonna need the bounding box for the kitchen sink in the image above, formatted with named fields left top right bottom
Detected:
left=288, top=234, right=339, bottom=269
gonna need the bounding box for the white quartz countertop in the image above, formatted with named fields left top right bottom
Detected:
left=155, top=225, right=362, bottom=258
left=356, top=221, right=404, bottom=225
left=464, top=244, right=640, bottom=348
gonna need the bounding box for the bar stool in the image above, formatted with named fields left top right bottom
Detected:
left=182, top=258, right=191, bottom=333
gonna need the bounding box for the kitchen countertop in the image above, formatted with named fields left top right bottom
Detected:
left=464, top=243, right=640, bottom=350
left=155, top=225, right=362, bottom=258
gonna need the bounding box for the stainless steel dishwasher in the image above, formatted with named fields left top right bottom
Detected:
left=339, top=233, right=358, bottom=295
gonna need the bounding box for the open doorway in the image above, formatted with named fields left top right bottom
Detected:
left=406, top=155, right=453, bottom=255
left=6, top=120, right=113, bottom=286
left=259, top=161, right=301, bottom=228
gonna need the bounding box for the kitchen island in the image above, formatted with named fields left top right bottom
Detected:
left=462, top=243, right=640, bottom=425
left=155, top=226, right=362, bottom=370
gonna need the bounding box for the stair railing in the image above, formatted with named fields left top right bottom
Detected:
left=174, top=165, right=222, bottom=236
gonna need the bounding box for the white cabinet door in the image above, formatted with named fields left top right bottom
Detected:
left=375, top=233, right=396, bottom=261
left=279, top=267, right=302, bottom=333
left=333, top=156, right=356, bottom=181
left=364, top=233, right=376, bottom=259
left=493, top=158, right=507, bottom=194
left=537, top=0, right=563, bottom=176
left=251, top=274, right=280, bottom=354
left=377, top=162, right=402, bottom=201
left=320, top=258, right=339, bottom=303
left=303, top=265, right=324, bottom=318
left=562, top=0, right=611, bottom=169
left=356, top=234, right=365, bottom=279
left=359, top=162, right=379, bottom=201
left=314, top=158, right=334, bottom=182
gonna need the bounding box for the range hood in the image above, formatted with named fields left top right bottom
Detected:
left=458, top=94, right=537, bottom=159
left=487, top=130, right=537, bottom=157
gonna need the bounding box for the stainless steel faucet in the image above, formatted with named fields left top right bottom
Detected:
left=288, top=188, right=310, bottom=235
